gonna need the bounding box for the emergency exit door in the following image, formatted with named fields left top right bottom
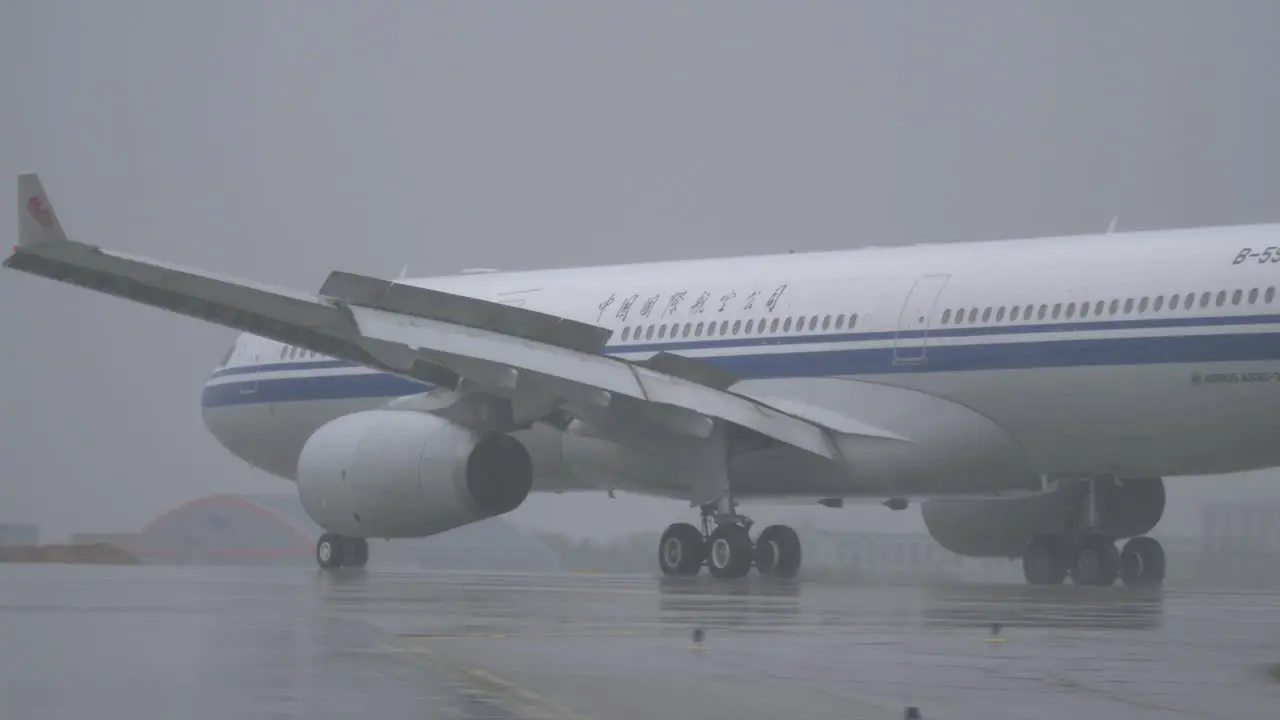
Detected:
left=892, top=274, right=950, bottom=364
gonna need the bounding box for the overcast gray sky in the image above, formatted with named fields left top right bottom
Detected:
left=3, top=1, right=1280, bottom=542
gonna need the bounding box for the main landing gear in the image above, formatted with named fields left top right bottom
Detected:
left=1021, top=478, right=1166, bottom=587
left=1023, top=533, right=1165, bottom=586
left=658, top=503, right=802, bottom=579
left=316, top=532, right=369, bottom=570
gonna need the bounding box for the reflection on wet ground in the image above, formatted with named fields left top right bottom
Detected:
left=3, top=565, right=1278, bottom=719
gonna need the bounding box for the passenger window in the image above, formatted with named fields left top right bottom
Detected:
left=822, top=315, right=831, bottom=330
left=969, top=308, right=979, bottom=323
left=1170, top=294, right=1180, bottom=310
left=684, top=323, right=693, bottom=337
left=1153, top=296, right=1164, bottom=312
left=718, top=321, right=728, bottom=336
left=758, top=319, right=767, bottom=334
left=849, top=313, right=858, bottom=328
left=1010, top=306, right=1021, bottom=322
left=1249, top=288, right=1259, bottom=304
left=1124, top=299, right=1134, bottom=314
left=1037, top=305, right=1048, bottom=320
left=1109, top=300, right=1119, bottom=315
left=1266, top=287, right=1276, bottom=303
left=1065, top=302, right=1076, bottom=319
left=695, top=322, right=705, bottom=337
left=621, top=327, right=630, bottom=341
left=1200, top=292, right=1211, bottom=308
left=1232, top=289, right=1242, bottom=305
left=770, top=318, right=780, bottom=332
left=955, top=308, right=964, bottom=324
left=783, top=317, right=793, bottom=332
left=658, top=324, right=668, bottom=339
left=795, top=316, right=805, bottom=331
left=1050, top=304, right=1061, bottom=319
left=1216, top=290, right=1226, bottom=306
left=745, top=319, right=754, bottom=334
left=1138, top=297, right=1148, bottom=313
left=982, top=307, right=992, bottom=322
left=835, top=314, right=846, bottom=329
left=279, top=347, right=288, bottom=359
left=645, top=325, right=655, bottom=339
left=1079, top=302, right=1089, bottom=318
left=809, top=316, right=818, bottom=331
left=731, top=320, right=741, bottom=335
left=1093, top=300, right=1104, bottom=316
left=996, top=307, right=1006, bottom=322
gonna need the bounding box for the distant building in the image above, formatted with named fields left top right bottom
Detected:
left=70, top=532, right=139, bottom=547
left=126, top=493, right=563, bottom=572
left=0, top=523, right=39, bottom=547
left=1201, top=501, right=1280, bottom=553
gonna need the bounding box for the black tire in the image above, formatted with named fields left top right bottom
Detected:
left=1120, top=536, right=1165, bottom=587
left=316, top=533, right=345, bottom=570
left=658, top=523, right=705, bottom=576
left=1023, top=534, right=1068, bottom=585
left=1071, top=534, right=1120, bottom=587
left=706, top=523, right=753, bottom=579
left=755, top=524, right=802, bottom=579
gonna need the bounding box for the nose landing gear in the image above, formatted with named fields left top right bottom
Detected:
left=316, top=532, right=369, bottom=570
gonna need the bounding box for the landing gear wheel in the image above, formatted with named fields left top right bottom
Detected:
left=1119, top=536, right=1165, bottom=587
left=658, top=523, right=705, bottom=576
left=1023, top=534, right=1068, bottom=585
left=1071, top=534, right=1120, bottom=587
left=316, top=533, right=345, bottom=570
left=706, top=523, right=753, bottom=579
left=754, top=524, right=802, bottom=578
left=347, top=537, right=369, bottom=568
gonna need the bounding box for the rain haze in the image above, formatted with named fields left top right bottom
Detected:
left=3, top=1, right=1280, bottom=543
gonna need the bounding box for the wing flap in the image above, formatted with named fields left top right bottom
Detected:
left=346, top=304, right=845, bottom=459
left=320, top=270, right=612, bottom=353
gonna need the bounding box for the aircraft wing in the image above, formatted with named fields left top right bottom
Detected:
left=6, top=173, right=906, bottom=463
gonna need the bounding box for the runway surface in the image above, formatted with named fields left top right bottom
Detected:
left=2, top=564, right=1278, bottom=719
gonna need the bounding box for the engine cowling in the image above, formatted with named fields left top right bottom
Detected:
left=921, top=477, right=1165, bottom=558
left=296, top=410, right=533, bottom=538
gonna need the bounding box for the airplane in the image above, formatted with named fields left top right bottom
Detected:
left=8, top=172, right=1280, bottom=587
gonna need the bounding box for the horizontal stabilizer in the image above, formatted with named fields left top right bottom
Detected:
left=319, top=270, right=613, bottom=354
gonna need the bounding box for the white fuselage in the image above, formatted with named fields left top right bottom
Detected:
left=201, top=224, right=1280, bottom=501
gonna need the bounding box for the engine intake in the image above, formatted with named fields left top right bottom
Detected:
left=296, top=410, right=533, bottom=538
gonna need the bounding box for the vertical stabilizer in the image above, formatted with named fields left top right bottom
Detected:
left=17, top=173, right=68, bottom=248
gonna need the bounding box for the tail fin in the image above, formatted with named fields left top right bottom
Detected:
left=17, top=173, right=68, bottom=249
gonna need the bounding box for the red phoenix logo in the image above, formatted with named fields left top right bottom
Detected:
left=26, top=196, right=54, bottom=229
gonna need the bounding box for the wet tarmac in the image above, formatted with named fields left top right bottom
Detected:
left=2, top=565, right=1278, bottom=719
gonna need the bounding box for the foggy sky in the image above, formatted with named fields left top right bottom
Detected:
left=3, top=1, right=1280, bottom=542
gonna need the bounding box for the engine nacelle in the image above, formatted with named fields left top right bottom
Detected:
left=296, top=410, right=533, bottom=538
left=921, top=477, right=1165, bottom=558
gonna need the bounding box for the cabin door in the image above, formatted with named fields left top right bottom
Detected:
left=892, top=273, right=951, bottom=364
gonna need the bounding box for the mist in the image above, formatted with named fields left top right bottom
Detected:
left=2, top=1, right=1279, bottom=542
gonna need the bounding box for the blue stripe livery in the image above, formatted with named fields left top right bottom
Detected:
left=201, top=313, right=1280, bottom=408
